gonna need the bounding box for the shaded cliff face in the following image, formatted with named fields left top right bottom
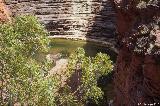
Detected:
left=6, top=0, right=116, bottom=38
left=113, top=0, right=160, bottom=105
left=0, top=0, right=10, bottom=22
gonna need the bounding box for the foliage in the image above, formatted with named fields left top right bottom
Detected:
left=0, top=15, right=60, bottom=106
left=64, top=48, right=113, bottom=105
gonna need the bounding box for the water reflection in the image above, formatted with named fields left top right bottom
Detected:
left=49, top=38, right=117, bottom=62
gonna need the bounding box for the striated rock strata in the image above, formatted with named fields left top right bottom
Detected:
left=113, top=0, right=160, bottom=105
left=5, top=0, right=116, bottom=38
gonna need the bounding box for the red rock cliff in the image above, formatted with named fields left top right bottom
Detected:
left=113, top=0, right=160, bottom=105
left=0, top=0, right=10, bottom=22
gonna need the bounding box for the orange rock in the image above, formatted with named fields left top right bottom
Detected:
left=0, top=0, right=10, bottom=22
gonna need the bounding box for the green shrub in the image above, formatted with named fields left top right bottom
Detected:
left=0, top=15, right=59, bottom=106
left=64, top=48, right=113, bottom=105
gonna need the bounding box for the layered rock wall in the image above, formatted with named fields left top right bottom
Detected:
left=113, top=0, right=160, bottom=105
left=5, top=0, right=116, bottom=38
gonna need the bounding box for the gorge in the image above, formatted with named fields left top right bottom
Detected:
left=1, top=0, right=160, bottom=105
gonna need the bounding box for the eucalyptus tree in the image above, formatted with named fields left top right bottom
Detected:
left=0, top=15, right=60, bottom=106
left=61, top=48, right=113, bottom=105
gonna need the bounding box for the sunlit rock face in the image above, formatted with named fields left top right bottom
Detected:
left=0, top=0, right=10, bottom=22
left=6, top=0, right=116, bottom=38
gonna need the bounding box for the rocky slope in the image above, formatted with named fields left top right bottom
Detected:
left=113, top=0, right=160, bottom=105
left=5, top=0, right=116, bottom=38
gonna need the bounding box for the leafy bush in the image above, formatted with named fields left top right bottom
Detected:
left=0, top=15, right=60, bottom=106
left=64, top=48, right=113, bottom=105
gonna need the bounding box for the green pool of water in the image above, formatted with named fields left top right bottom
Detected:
left=49, top=38, right=117, bottom=63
